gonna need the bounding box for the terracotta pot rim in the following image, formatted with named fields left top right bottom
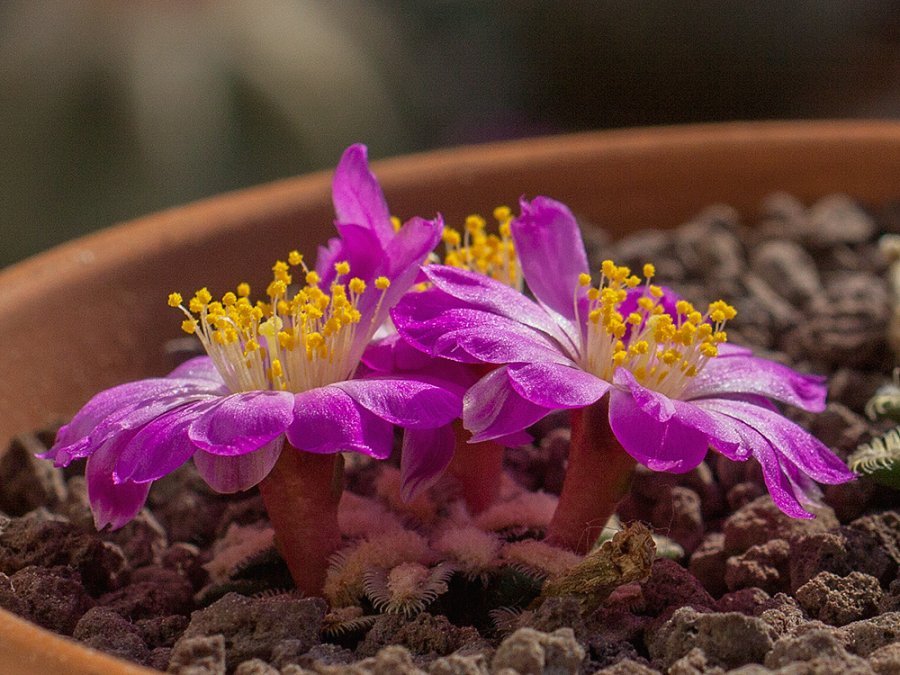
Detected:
left=4, top=118, right=900, bottom=286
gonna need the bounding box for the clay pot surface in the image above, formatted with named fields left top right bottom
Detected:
left=1, top=120, right=899, bottom=674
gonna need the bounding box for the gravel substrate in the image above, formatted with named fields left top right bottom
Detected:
left=1, top=192, right=898, bottom=674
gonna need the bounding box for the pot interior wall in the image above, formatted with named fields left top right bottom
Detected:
left=1, top=121, right=899, bottom=447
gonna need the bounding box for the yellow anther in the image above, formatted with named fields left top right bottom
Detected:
left=661, top=349, right=681, bottom=365
left=278, top=331, right=295, bottom=350
left=676, top=300, right=693, bottom=316
left=244, top=339, right=260, bottom=353
left=465, top=214, right=486, bottom=233
left=180, top=319, right=197, bottom=334
left=288, top=250, right=303, bottom=266
left=390, top=216, right=402, bottom=232
left=601, top=260, right=616, bottom=277
left=613, top=351, right=628, bottom=366
left=348, top=277, right=366, bottom=294
left=236, top=282, right=251, bottom=298
left=167, top=292, right=183, bottom=308
left=267, top=280, right=287, bottom=298
left=270, top=359, right=283, bottom=379
left=649, top=285, right=664, bottom=298
left=305, top=332, right=324, bottom=349
left=700, top=343, right=718, bottom=358
left=334, top=260, right=351, bottom=276
left=626, top=312, right=642, bottom=325
left=493, top=205, right=512, bottom=222
left=578, top=273, right=592, bottom=287
left=588, top=308, right=602, bottom=324
left=643, top=263, right=656, bottom=279
left=222, top=292, right=237, bottom=306
left=305, top=271, right=320, bottom=286
left=625, top=275, right=641, bottom=288
left=637, top=297, right=655, bottom=311
left=375, top=276, right=391, bottom=290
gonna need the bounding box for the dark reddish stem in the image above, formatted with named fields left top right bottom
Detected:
left=258, top=445, right=343, bottom=596
left=444, top=420, right=505, bottom=514
left=545, top=401, right=636, bottom=554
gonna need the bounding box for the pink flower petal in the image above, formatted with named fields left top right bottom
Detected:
left=331, top=144, right=393, bottom=247
left=335, top=377, right=461, bottom=430
left=188, top=391, right=294, bottom=456
left=463, top=367, right=552, bottom=443
left=399, top=425, right=455, bottom=501
left=507, top=362, right=610, bottom=408
left=286, top=386, right=394, bottom=459
left=193, top=439, right=283, bottom=493
left=512, top=196, right=589, bottom=321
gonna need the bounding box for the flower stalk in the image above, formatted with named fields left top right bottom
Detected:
left=444, top=420, right=505, bottom=514
left=258, top=446, right=344, bottom=595
left=545, top=401, right=636, bottom=554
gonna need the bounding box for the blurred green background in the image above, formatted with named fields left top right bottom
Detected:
left=2, top=1, right=898, bottom=268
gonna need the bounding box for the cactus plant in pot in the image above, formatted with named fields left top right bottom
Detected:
left=1, top=121, right=899, bottom=674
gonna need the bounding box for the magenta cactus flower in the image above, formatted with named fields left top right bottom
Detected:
left=362, top=208, right=529, bottom=513
left=41, top=145, right=460, bottom=594
left=393, top=196, right=855, bottom=552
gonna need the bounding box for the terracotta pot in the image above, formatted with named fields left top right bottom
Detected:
left=1, top=120, right=899, bottom=673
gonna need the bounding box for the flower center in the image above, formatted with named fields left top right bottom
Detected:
left=578, top=260, right=736, bottom=398
left=439, top=207, right=522, bottom=290
left=168, top=253, right=390, bottom=393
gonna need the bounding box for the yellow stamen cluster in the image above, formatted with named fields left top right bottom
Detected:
left=440, top=206, right=521, bottom=290
left=170, top=256, right=390, bottom=393
left=580, top=260, right=736, bottom=398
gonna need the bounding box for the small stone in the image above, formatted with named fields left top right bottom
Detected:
left=593, top=658, right=660, bottom=674
left=100, top=567, right=194, bottom=620
left=104, top=509, right=168, bottom=568
left=176, top=592, right=325, bottom=668
left=357, top=612, right=483, bottom=658
left=73, top=606, right=150, bottom=665
left=848, top=511, right=900, bottom=566
left=137, top=615, right=190, bottom=649
left=586, top=636, right=646, bottom=672
left=651, top=487, right=704, bottom=555
left=834, top=612, right=900, bottom=657
left=167, top=634, right=226, bottom=675
left=787, top=271, right=890, bottom=369
left=427, top=652, right=489, bottom=675
left=796, top=571, right=883, bottom=626
left=722, top=495, right=838, bottom=555
left=0, top=432, right=67, bottom=516
left=789, top=528, right=896, bottom=593
left=749, top=240, right=821, bottom=306
left=641, top=558, right=715, bottom=616
left=868, top=642, right=900, bottom=675
left=491, top=627, right=585, bottom=675
left=526, top=596, right=586, bottom=640
left=288, top=642, right=355, bottom=669
left=234, top=659, right=279, bottom=675
left=668, top=647, right=725, bottom=675
left=0, top=517, right=127, bottom=593
left=688, top=533, right=728, bottom=598
left=725, top=538, right=790, bottom=595
left=353, top=645, right=425, bottom=674
left=765, top=628, right=867, bottom=671
left=804, top=194, right=877, bottom=246
left=5, top=565, right=94, bottom=635
left=148, top=648, right=174, bottom=672
left=758, top=594, right=809, bottom=636
left=715, top=588, right=771, bottom=615
left=646, top=607, right=775, bottom=670
left=878, top=578, right=900, bottom=613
